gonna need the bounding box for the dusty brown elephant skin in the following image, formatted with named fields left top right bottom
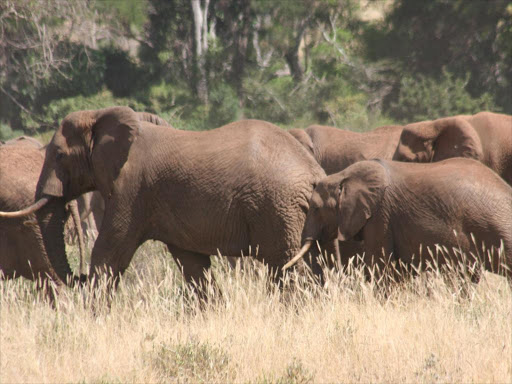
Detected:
left=289, top=124, right=403, bottom=175
left=285, top=158, right=512, bottom=283
left=28, top=106, right=329, bottom=290
left=0, top=144, right=82, bottom=289
left=393, top=111, right=512, bottom=185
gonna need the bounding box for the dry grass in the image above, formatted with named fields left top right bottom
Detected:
left=1, top=241, right=511, bottom=383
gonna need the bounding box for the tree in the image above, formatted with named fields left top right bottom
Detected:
left=368, top=0, right=512, bottom=114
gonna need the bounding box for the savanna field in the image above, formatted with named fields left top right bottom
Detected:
left=1, top=242, right=511, bottom=383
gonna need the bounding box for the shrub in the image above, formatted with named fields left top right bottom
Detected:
left=388, top=71, right=499, bottom=123
left=0, top=123, right=23, bottom=141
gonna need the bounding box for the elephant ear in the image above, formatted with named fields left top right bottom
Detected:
left=430, top=117, right=483, bottom=162
left=396, top=116, right=483, bottom=162
left=289, top=128, right=314, bottom=156
left=91, top=106, right=140, bottom=196
left=336, top=161, right=389, bottom=241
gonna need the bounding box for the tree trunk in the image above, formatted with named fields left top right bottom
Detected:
left=191, top=0, right=209, bottom=104
left=231, top=0, right=252, bottom=105
left=285, top=19, right=309, bottom=83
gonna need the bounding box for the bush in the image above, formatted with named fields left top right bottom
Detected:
left=207, top=83, right=241, bottom=128
left=41, top=89, right=146, bottom=128
left=0, top=123, right=23, bottom=141
left=388, top=71, right=499, bottom=123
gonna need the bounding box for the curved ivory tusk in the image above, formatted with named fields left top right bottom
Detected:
left=0, top=197, right=50, bottom=218
left=282, top=240, right=313, bottom=271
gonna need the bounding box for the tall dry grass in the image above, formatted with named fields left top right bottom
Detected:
left=1, top=241, right=511, bottom=383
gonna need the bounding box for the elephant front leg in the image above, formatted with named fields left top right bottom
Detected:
left=167, top=245, right=214, bottom=304
left=88, top=214, right=141, bottom=290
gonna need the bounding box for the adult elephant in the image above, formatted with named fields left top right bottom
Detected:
left=393, top=111, right=512, bottom=185
left=284, top=158, right=512, bottom=284
left=289, top=124, right=403, bottom=175
left=8, top=107, right=330, bottom=290
left=0, top=142, right=85, bottom=290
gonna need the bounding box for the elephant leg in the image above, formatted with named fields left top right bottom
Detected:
left=167, top=244, right=213, bottom=302
left=301, top=239, right=338, bottom=284
left=88, top=215, right=141, bottom=289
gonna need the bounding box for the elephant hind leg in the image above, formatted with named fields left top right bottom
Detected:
left=167, top=245, right=214, bottom=303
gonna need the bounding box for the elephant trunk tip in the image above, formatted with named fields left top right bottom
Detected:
left=282, top=240, right=313, bottom=271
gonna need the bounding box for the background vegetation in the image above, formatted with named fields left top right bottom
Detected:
left=1, top=0, right=510, bottom=139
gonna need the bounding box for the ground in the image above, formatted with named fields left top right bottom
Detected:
left=1, top=241, right=511, bottom=383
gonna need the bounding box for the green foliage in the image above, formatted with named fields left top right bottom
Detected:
left=207, top=83, right=241, bottom=128
left=103, top=47, right=142, bottom=98
left=1, top=0, right=507, bottom=135
left=94, top=0, right=148, bottom=32
left=369, top=0, right=512, bottom=116
left=0, top=123, right=23, bottom=141
left=389, top=71, right=499, bottom=123
left=41, top=89, right=146, bottom=127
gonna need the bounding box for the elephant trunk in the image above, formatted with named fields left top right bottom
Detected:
left=37, top=200, right=73, bottom=284
left=282, top=240, right=313, bottom=271
left=0, top=197, right=49, bottom=218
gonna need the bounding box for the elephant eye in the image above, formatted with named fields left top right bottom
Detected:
left=56, top=152, right=64, bottom=161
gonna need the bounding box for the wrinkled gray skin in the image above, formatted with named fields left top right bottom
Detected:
left=289, top=124, right=404, bottom=266
left=30, top=106, right=330, bottom=292
left=393, top=112, right=512, bottom=185
left=0, top=143, right=82, bottom=291
left=298, top=158, right=512, bottom=282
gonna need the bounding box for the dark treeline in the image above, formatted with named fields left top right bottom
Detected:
left=1, top=0, right=510, bottom=139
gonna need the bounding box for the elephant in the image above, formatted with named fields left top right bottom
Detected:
left=5, top=106, right=330, bottom=293
left=289, top=124, right=403, bottom=175
left=393, top=111, right=512, bottom=185
left=284, top=158, right=512, bottom=284
left=0, top=142, right=85, bottom=291
left=288, top=124, right=404, bottom=266
left=1, top=135, right=44, bottom=148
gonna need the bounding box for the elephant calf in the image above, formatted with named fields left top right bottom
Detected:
left=285, top=158, right=512, bottom=284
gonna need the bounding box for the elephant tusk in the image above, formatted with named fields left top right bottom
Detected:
left=282, top=240, right=313, bottom=271
left=0, top=197, right=50, bottom=218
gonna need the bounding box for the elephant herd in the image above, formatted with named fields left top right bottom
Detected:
left=0, top=107, right=511, bottom=299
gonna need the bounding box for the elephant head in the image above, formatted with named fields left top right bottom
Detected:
left=36, top=106, right=142, bottom=203
left=283, top=160, right=389, bottom=270
left=393, top=116, right=484, bottom=163
left=0, top=108, right=168, bottom=219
